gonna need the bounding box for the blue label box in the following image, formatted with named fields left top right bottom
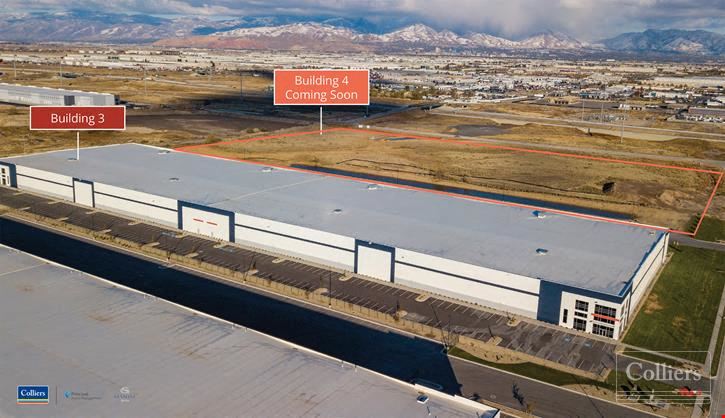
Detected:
left=17, top=385, right=49, bottom=404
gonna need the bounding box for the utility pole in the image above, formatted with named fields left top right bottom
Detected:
left=13, top=55, right=17, bottom=80
left=620, top=104, right=626, bottom=144
left=239, top=69, right=243, bottom=102
left=59, top=57, right=63, bottom=88
left=581, top=97, right=585, bottom=121
left=143, top=66, right=147, bottom=97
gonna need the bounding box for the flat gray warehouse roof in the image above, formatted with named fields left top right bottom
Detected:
left=0, top=82, right=114, bottom=98
left=2, top=144, right=664, bottom=295
left=0, top=245, right=494, bottom=417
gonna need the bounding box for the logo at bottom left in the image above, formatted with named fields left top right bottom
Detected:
left=17, top=385, right=50, bottom=405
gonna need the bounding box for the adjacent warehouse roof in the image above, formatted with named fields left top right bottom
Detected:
left=2, top=144, right=664, bottom=295
left=0, top=82, right=115, bottom=106
left=0, top=245, right=495, bottom=417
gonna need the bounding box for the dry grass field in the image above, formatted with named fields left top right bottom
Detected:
left=0, top=63, right=272, bottom=105
left=193, top=129, right=718, bottom=230
left=469, top=102, right=725, bottom=135
left=371, top=110, right=725, bottom=161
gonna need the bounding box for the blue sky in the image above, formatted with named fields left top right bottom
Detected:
left=4, top=0, right=725, bottom=40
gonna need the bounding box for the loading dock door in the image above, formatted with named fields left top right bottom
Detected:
left=356, top=243, right=394, bottom=282
left=181, top=206, right=230, bottom=241
left=73, top=180, right=94, bottom=207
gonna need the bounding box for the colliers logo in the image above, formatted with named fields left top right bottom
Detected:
left=17, top=385, right=50, bottom=404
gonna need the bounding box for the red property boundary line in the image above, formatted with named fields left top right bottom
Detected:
left=176, top=127, right=724, bottom=237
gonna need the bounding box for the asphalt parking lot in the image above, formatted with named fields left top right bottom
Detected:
left=0, top=186, right=617, bottom=375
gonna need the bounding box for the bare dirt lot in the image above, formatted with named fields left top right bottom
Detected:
left=0, top=62, right=312, bottom=155
left=127, top=113, right=301, bottom=137
left=191, top=129, right=718, bottom=230
left=0, top=104, right=310, bottom=156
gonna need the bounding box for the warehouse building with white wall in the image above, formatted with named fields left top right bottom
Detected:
left=0, top=83, right=116, bottom=106
left=0, top=144, right=669, bottom=340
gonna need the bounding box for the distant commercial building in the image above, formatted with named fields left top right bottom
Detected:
left=0, top=83, right=116, bottom=106
left=0, top=245, right=499, bottom=417
left=651, top=77, right=725, bottom=88
left=643, top=90, right=692, bottom=100
left=0, top=144, right=669, bottom=340
left=689, top=107, right=725, bottom=117
left=682, top=107, right=725, bottom=123
left=618, top=104, right=644, bottom=111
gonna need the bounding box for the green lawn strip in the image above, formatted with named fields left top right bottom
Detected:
left=623, top=246, right=725, bottom=364
left=449, top=346, right=607, bottom=388
left=449, top=347, right=684, bottom=403
left=620, top=349, right=686, bottom=370
left=711, top=316, right=725, bottom=376
left=694, top=217, right=725, bottom=243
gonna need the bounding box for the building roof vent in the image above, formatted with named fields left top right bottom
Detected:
left=366, top=184, right=379, bottom=191
left=533, top=210, right=546, bottom=219
left=536, top=248, right=549, bottom=255
left=261, top=167, right=274, bottom=173
left=331, top=208, right=343, bottom=215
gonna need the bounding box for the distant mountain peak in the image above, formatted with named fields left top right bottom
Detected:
left=379, top=24, right=470, bottom=45
left=214, top=22, right=359, bottom=40
left=601, top=28, right=725, bottom=55
left=519, top=31, right=587, bottom=49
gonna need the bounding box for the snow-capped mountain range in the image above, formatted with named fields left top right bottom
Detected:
left=0, top=11, right=722, bottom=56
left=195, top=23, right=588, bottom=49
